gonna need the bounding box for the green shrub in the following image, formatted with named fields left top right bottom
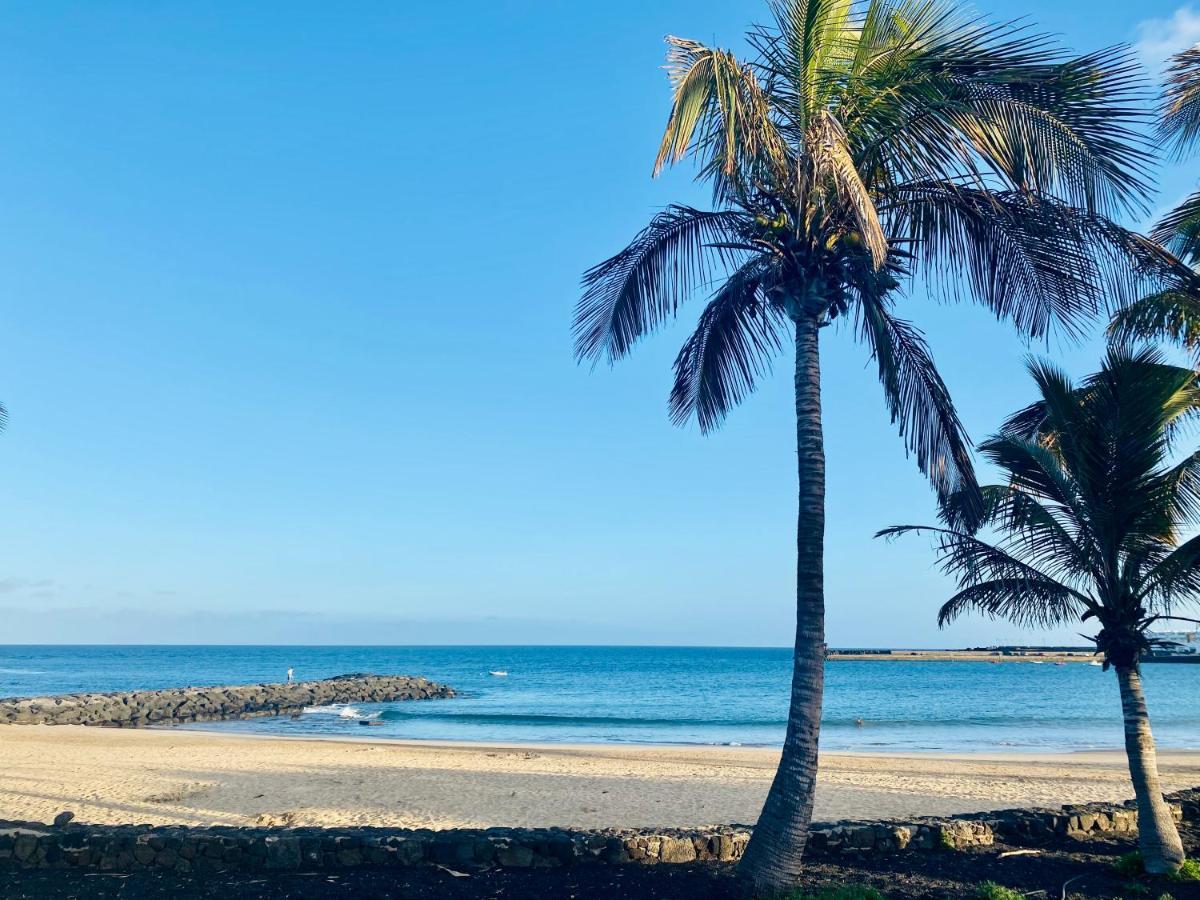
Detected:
left=1113, top=851, right=1145, bottom=876
left=1113, top=852, right=1200, bottom=882
left=973, top=882, right=1023, bottom=900
left=1166, top=858, right=1200, bottom=882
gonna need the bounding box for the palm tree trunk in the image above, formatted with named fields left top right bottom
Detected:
left=737, top=314, right=826, bottom=895
left=1115, top=664, right=1185, bottom=874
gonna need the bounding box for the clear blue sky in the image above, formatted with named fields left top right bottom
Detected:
left=0, top=1, right=1197, bottom=646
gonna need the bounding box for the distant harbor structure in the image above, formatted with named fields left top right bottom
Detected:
left=1148, top=631, right=1200, bottom=657
left=828, top=644, right=1200, bottom=663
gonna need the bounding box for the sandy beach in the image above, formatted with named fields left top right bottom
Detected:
left=1, top=726, right=1197, bottom=830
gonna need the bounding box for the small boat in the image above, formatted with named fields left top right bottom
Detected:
left=489, top=670, right=508, bottom=677
left=1090, top=660, right=1103, bottom=667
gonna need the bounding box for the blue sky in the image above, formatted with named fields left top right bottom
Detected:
left=0, top=1, right=1198, bottom=646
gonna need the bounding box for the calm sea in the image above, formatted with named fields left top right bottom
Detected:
left=0, top=645, right=1196, bottom=753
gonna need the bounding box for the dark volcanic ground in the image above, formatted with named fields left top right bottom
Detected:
left=3, top=825, right=1200, bottom=899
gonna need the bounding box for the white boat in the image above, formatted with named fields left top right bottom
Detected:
left=1090, top=660, right=1103, bottom=666
left=489, top=670, right=508, bottom=677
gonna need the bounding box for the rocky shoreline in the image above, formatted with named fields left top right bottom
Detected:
left=0, top=674, right=455, bottom=727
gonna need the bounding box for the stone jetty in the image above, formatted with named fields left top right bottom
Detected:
left=0, top=674, right=454, bottom=728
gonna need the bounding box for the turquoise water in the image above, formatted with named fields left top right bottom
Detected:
left=0, top=645, right=1196, bottom=752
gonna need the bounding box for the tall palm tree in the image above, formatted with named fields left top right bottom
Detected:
left=574, top=0, right=1169, bottom=891
left=881, top=348, right=1198, bottom=874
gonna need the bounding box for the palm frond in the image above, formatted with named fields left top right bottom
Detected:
left=1141, top=532, right=1200, bottom=609
left=1014, top=347, right=1200, bottom=439
left=574, top=207, right=749, bottom=363
left=981, top=483, right=1100, bottom=584
left=1001, top=355, right=1081, bottom=441
left=877, top=524, right=1091, bottom=617
left=809, top=110, right=888, bottom=268
left=1151, top=190, right=1200, bottom=265
left=669, top=260, right=790, bottom=431
left=654, top=37, right=788, bottom=191
left=838, top=5, right=1153, bottom=214
left=1160, top=44, right=1200, bottom=157
left=887, top=183, right=1183, bottom=339
left=855, top=293, right=979, bottom=525
left=1160, top=448, right=1200, bottom=528
left=937, top=577, right=1089, bottom=628
left=1108, top=287, right=1200, bottom=353
left=976, top=435, right=1090, bottom=541
left=957, top=45, right=1153, bottom=215
left=765, top=0, right=856, bottom=124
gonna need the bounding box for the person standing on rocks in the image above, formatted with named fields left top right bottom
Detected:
left=286, top=667, right=294, bottom=684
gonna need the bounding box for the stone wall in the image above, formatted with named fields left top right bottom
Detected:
left=0, top=674, right=454, bottom=727
left=0, top=789, right=1194, bottom=874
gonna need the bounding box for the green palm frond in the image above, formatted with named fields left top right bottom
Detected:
left=1013, top=348, right=1200, bottom=447
left=1151, top=190, right=1200, bottom=264
left=1161, top=449, right=1200, bottom=525
left=669, top=259, right=790, bottom=431
left=838, top=7, right=1152, bottom=211
left=1108, top=287, right=1200, bottom=352
left=877, top=523, right=1091, bottom=620
left=982, top=484, right=1100, bottom=584
left=655, top=37, right=788, bottom=194
left=938, top=578, right=1090, bottom=628
left=1127, top=43, right=1200, bottom=357
left=886, top=185, right=1174, bottom=339
left=1141, top=532, right=1200, bottom=605
left=856, top=293, right=979, bottom=521
left=765, top=0, right=856, bottom=124
left=979, top=46, right=1152, bottom=214
left=1160, top=44, right=1200, bottom=157
left=575, top=207, right=749, bottom=363
left=807, top=110, right=888, bottom=268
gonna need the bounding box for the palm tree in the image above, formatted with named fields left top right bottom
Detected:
left=574, top=0, right=1170, bottom=891
left=881, top=348, right=1198, bottom=874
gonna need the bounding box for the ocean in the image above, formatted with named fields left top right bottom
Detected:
left=1, top=645, right=1196, bottom=753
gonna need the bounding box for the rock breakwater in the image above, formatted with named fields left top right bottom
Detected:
left=0, top=674, right=455, bottom=727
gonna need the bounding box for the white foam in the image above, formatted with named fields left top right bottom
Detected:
left=302, top=704, right=361, bottom=717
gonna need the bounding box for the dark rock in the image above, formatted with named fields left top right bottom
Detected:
left=0, top=787, right=1197, bottom=876
left=0, top=675, right=455, bottom=728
